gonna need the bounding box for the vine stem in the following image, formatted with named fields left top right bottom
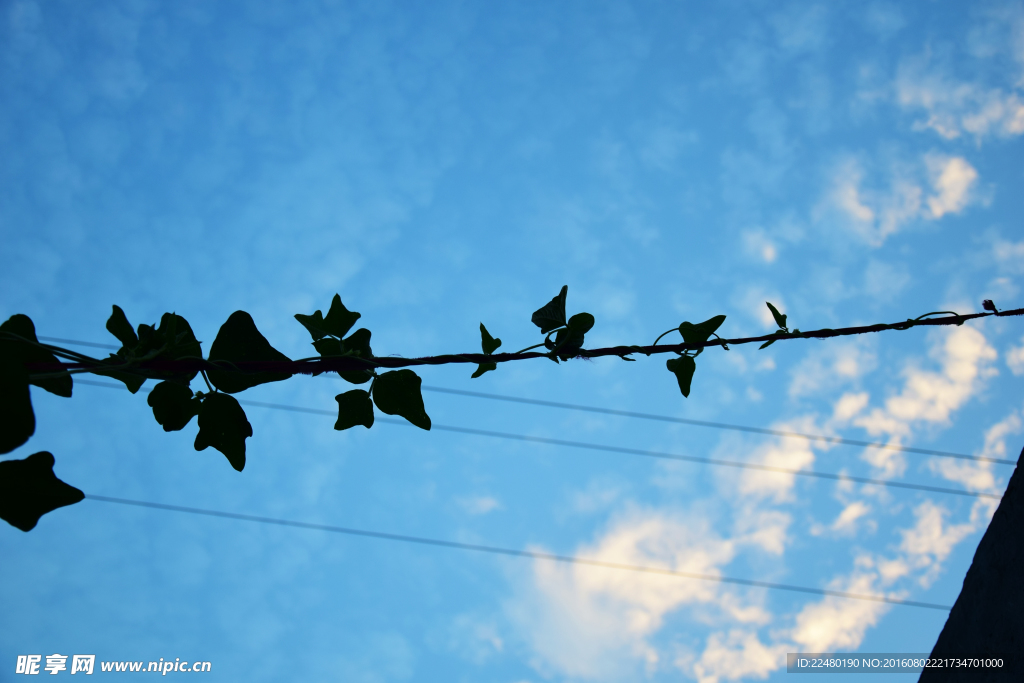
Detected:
left=19, top=307, right=1024, bottom=380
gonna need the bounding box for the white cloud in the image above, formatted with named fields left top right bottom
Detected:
left=855, top=326, right=997, bottom=439
left=828, top=156, right=979, bottom=246
left=691, top=630, right=788, bottom=683
left=993, top=238, right=1024, bottom=275
left=828, top=159, right=920, bottom=246
left=931, top=407, right=1021, bottom=493
left=789, top=571, right=890, bottom=652
left=789, top=340, right=876, bottom=398
left=732, top=504, right=792, bottom=554
left=508, top=511, right=736, bottom=681
left=1008, top=337, right=1024, bottom=375
left=896, top=58, right=1024, bottom=140
left=833, top=392, right=870, bottom=422
left=898, top=501, right=976, bottom=587
left=925, top=155, right=979, bottom=218
left=742, top=229, right=778, bottom=263
left=733, top=424, right=819, bottom=503
left=831, top=501, right=872, bottom=535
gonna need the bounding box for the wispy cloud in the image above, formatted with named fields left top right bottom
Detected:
left=508, top=510, right=737, bottom=681
left=1008, top=337, right=1024, bottom=375
left=789, top=569, right=890, bottom=652
left=851, top=326, right=997, bottom=477
left=457, top=495, right=502, bottom=515
left=691, top=629, right=787, bottom=683
left=896, top=58, right=1024, bottom=141
left=826, top=155, right=979, bottom=247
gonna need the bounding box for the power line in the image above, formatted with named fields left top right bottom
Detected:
left=36, top=335, right=1011, bottom=466
left=84, top=493, right=953, bottom=612
left=417, top=386, right=1011, bottom=466
left=73, top=378, right=1002, bottom=500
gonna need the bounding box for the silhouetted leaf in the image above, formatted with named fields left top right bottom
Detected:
left=480, top=323, right=501, bottom=355
left=296, top=294, right=362, bottom=341
left=547, top=327, right=585, bottom=358
left=0, top=355, right=34, bottom=454
left=567, top=312, right=595, bottom=333
left=194, top=392, right=252, bottom=471
left=472, top=323, right=501, bottom=379
left=294, top=310, right=328, bottom=341
left=471, top=362, right=497, bottom=379
left=312, top=337, right=343, bottom=356
left=147, top=381, right=200, bottom=432
left=759, top=330, right=785, bottom=350
left=335, top=328, right=374, bottom=384
left=323, top=295, right=361, bottom=339
left=207, top=311, right=292, bottom=394
left=93, top=359, right=147, bottom=394
left=666, top=355, right=697, bottom=398
left=766, top=302, right=787, bottom=330
left=151, top=313, right=202, bottom=384
left=334, top=389, right=374, bottom=430
left=531, top=285, right=568, bottom=334
left=372, top=370, right=430, bottom=430
left=0, top=314, right=72, bottom=398
left=678, top=315, right=726, bottom=346
left=0, top=451, right=83, bottom=531
left=342, top=328, right=372, bottom=357
left=544, top=313, right=593, bottom=359
left=106, top=305, right=138, bottom=348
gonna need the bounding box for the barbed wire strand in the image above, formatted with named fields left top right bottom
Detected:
left=83, top=493, right=953, bottom=612
left=73, top=378, right=1004, bottom=501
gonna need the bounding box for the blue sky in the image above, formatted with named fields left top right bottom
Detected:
left=2, top=0, right=1024, bottom=680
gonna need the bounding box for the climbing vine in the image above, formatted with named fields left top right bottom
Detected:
left=0, top=287, right=1019, bottom=531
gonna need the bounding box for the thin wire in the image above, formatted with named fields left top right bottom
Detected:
left=72, top=378, right=1003, bottom=500
left=83, top=493, right=953, bottom=612
left=417, top=386, right=1011, bottom=466
left=37, top=335, right=1010, bottom=466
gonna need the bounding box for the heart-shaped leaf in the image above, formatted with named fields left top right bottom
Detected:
left=0, top=354, right=35, bottom=454
left=0, top=451, right=84, bottom=531
left=678, top=314, right=727, bottom=346
left=479, top=323, right=501, bottom=355
left=372, top=370, right=430, bottom=430
left=766, top=302, right=787, bottom=330
left=471, top=361, right=497, bottom=379
left=531, top=285, right=568, bottom=334
left=207, top=311, right=293, bottom=394
left=152, top=313, right=202, bottom=384
left=147, top=381, right=200, bottom=432
left=342, top=328, right=372, bottom=357
left=1, top=314, right=72, bottom=398
left=194, top=392, right=252, bottom=471
left=666, top=355, right=697, bottom=398
left=566, top=312, right=595, bottom=333
left=106, top=305, right=139, bottom=348
left=334, top=389, right=374, bottom=430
